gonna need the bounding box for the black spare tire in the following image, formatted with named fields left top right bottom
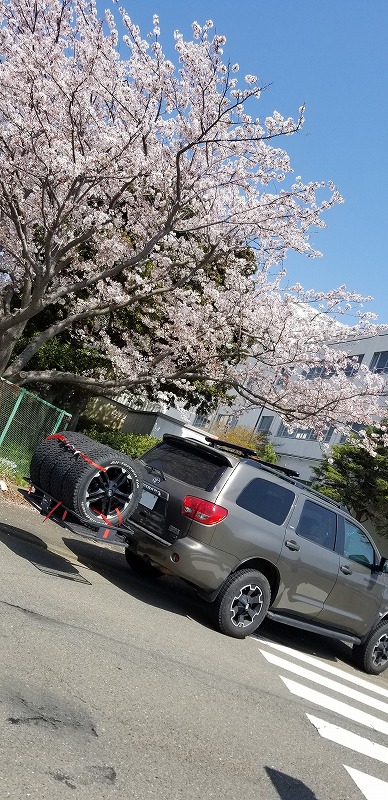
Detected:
left=48, top=433, right=111, bottom=506
left=30, top=433, right=142, bottom=526
left=68, top=453, right=142, bottom=526
left=29, top=439, right=51, bottom=487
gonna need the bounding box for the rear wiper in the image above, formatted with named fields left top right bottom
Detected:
left=144, top=464, right=165, bottom=482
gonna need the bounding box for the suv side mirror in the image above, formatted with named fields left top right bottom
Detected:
left=378, top=557, right=388, bottom=573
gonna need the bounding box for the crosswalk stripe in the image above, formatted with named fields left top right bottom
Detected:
left=307, top=714, right=388, bottom=765
left=259, top=648, right=388, bottom=715
left=253, top=635, right=388, bottom=698
left=344, top=765, right=388, bottom=800
left=282, top=677, right=388, bottom=735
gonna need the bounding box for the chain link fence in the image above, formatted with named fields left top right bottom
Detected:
left=0, top=378, right=71, bottom=478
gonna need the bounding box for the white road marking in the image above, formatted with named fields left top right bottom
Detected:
left=344, top=765, right=388, bottom=800
left=259, top=649, right=388, bottom=715
left=255, top=636, right=388, bottom=791
left=307, top=714, right=388, bottom=765
left=254, top=635, right=388, bottom=698
left=282, top=677, right=388, bottom=736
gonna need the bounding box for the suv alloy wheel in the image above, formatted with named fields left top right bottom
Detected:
left=353, top=621, right=388, bottom=674
left=213, top=568, right=271, bottom=638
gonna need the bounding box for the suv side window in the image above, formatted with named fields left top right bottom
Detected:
left=296, top=500, right=337, bottom=551
left=236, top=478, right=295, bottom=525
left=342, top=520, right=375, bottom=568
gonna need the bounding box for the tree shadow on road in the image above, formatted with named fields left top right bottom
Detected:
left=265, top=767, right=318, bottom=800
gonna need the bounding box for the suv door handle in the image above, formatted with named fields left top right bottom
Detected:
left=285, top=540, right=300, bottom=552
left=340, top=565, right=353, bottom=575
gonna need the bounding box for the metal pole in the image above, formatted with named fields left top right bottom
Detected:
left=51, top=409, right=67, bottom=434
left=0, top=388, right=26, bottom=447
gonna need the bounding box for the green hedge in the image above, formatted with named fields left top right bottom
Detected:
left=78, top=419, right=160, bottom=459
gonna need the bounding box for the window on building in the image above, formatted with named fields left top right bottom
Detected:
left=236, top=478, right=295, bottom=525
left=344, top=354, right=364, bottom=377
left=276, top=423, right=317, bottom=441
left=276, top=422, right=335, bottom=444
left=304, top=363, right=335, bottom=380
left=323, top=425, right=335, bottom=443
left=193, top=414, right=209, bottom=429
left=304, top=363, right=326, bottom=380
left=304, top=354, right=364, bottom=380
left=339, top=422, right=365, bottom=445
left=370, top=351, right=388, bottom=374
left=255, top=415, right=274, bottom=433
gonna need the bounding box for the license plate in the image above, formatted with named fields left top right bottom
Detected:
left=140, top=490, right=158, bottom=510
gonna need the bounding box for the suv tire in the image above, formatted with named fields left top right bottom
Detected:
left=213, top=568, right=271, bottom=638
left=352, top=622, right=388, bottom=675
left=29, top=439, right=52, bottom=487
left=67, top=454, right=142, bottom=527
left=51, top=436, right=111, bottom=506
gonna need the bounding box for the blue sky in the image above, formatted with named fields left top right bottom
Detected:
left=106, top=0, right=387, bottom=323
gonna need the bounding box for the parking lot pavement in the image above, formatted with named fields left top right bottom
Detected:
left=0, top=495, right=125, bottom=564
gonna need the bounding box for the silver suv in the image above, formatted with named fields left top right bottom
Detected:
left=123, top=434, right=388, bottom=675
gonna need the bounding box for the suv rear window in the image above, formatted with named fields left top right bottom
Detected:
left=142, top=442, right=227, bottom=490
left=236, top=477, right=295, bottom=525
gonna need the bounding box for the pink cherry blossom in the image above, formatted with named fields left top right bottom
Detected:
left=0, top=0, right=385, bottom=447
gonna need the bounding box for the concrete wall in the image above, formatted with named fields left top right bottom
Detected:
left=85, top=397, right=210, bottom=443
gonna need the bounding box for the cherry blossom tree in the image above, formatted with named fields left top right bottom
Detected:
left=0, top=0, right=386, bottom=436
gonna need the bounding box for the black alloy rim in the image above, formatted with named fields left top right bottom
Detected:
left=372, top=633, right=388, bottom=667
left=230, top=583, right=263, bottom=628
left=85, top=466, right=134, bottom=519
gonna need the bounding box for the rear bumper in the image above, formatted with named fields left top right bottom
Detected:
left=129, top=526, right=238, bottom=592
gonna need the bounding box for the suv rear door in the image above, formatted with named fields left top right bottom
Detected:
left=272, top=497, right=340, bottom=618
left=210, top=464, right=296, bottom=563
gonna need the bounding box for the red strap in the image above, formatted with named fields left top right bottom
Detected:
left=46, top=434, right=106, bottom=471
left=42, top=500, right=62, bottom=522
left=91, top=507, right=111, bottom=526
left=90, top=507, right=112, bottom=539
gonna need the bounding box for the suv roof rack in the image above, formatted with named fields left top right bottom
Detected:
left=204, top=435, right=257, bottom=457
left=203, top=436, right=349, bottom=511
left=162, top=434, right=349, bottom=513
left=300, top=485, right=349, bottom=513
left=204, top=436, right=300, bottom=478
left=248, top=456, right=300, bottom=479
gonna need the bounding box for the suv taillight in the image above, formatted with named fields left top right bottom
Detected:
left=182, top=496, right=228, bottom=525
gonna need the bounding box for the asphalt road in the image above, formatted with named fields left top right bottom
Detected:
left=1, top=500, right=388, bottom=800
